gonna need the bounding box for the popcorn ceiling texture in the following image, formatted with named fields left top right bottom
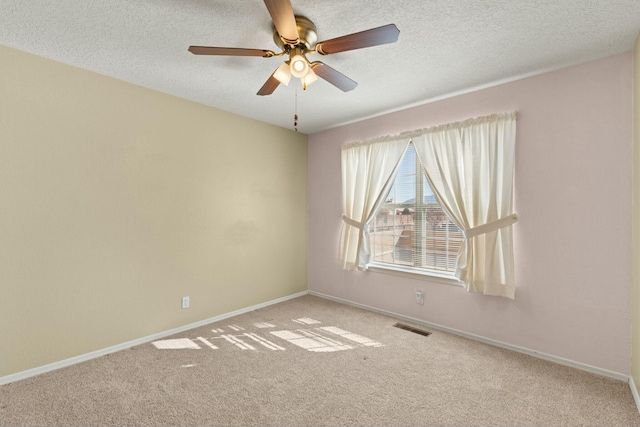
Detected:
left=0, top=0, right=638, bottom=133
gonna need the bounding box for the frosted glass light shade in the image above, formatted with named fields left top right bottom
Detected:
left=301, top=68, right=317, bottom=89
left=273, top=62, right=291, bottom=85
left=289, top=54, right=309, bottom=78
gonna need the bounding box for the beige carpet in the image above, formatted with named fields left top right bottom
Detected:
left=1, top=295, right=639, bottom=426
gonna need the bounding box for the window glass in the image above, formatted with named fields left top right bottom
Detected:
left=370, top=144, right=464, bottom=274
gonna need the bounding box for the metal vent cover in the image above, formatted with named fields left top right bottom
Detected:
left=393, top=322, right=432, bottom=337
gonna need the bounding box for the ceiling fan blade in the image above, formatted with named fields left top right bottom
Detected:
left=263, top=0, right=299, bottom=43
left=188, top=46, right=275, bottom=57
left=311, top=62, right=357, bottom=92
left=315, top=24, right=400, bottom=55
left=257, top=74, right=281, bottom=96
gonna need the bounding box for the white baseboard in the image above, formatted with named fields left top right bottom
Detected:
left=630, top=375, right=640, bottom=413
left=309, top=290, right=630, bottom=382
left=0, top=291, right=309, bottom=386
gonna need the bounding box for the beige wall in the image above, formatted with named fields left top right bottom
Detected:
left=0, top=45, right=308, bottom=378
left=633, top=33, right=640, bottom=393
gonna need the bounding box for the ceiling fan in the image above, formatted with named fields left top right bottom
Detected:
left=188, top=0, right=400, bottom=96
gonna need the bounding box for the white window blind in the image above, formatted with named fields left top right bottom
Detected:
left=369, top=143, right=464, bottom=274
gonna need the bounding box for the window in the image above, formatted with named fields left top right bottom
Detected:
left=340, top=112, right=517, bottom=297
left=369, top=143, right=464, bottom=276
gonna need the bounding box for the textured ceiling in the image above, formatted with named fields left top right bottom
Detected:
left=1, top=1, right=639, bottom=134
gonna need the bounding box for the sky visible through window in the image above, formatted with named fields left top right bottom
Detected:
left=388, top=145, right=435, bottom=204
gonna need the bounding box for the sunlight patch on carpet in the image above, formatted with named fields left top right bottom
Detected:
left=221, top=334, right=255, bottom=350
left=244, top=332, right=286, bottom=350
left=270, top=330, right=352, bottom=352
left=152, top=338, right=201, bottom=350
left=254, top=322, right=276, bottom=328
left=292, top=318, right=321, bottom=325
left=319, top=326, right=384, bottom=347
left=152, top=317, right=384, bottom=354
left=196, top=337, right=218, bottom=349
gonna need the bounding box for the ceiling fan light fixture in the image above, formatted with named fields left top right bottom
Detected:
left=289, top=49, right=309, bottom=78
left=273, top=62, right=292, bottom=85
left=301, top=67, right=317, bottom=89
left=188, top=3, right=400, bottom=98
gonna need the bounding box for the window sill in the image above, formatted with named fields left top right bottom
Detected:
left=367, top=263, right=463, bottom=287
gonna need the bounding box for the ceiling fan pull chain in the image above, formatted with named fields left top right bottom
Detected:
left=294, top=86, right=298, bottom=132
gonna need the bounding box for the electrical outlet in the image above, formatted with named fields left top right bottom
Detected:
left=181, top=296, right=190, bottom=309
left=415, top=290, right=424, bottom=305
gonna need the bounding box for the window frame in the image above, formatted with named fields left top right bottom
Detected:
left=367, top=143, right=464, bottom=286
left=367, top=261, right=463, bottom=286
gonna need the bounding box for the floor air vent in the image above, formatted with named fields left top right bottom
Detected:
left=393, top=323, right=432, bottom=337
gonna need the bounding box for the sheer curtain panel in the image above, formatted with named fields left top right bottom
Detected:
left=412, top=112, right=517, bottom=298
left=339, top=138, right=409, bottom=270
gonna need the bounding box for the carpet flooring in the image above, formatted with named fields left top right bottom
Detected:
left=1, top=295, right=639, bottom=426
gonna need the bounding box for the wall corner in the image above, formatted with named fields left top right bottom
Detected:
left=631, top=30, right=640, bottom=412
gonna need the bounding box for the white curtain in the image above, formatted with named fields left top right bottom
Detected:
left=412, top=112, right=518, bottom=298
left=339, top=137, right=409, bottom=270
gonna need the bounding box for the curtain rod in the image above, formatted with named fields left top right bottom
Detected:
left=342, top=111, right=516, bottom=150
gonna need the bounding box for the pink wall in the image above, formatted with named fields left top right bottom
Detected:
left=308, top=53, right=633, bottom=375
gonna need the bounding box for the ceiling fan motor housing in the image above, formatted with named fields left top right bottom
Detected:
left=273, top=15, right=317, bottom=52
